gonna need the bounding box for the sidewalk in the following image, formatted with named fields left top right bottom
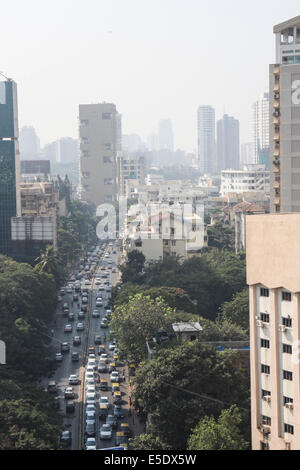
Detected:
left=122, top=366, right=145, bottom=437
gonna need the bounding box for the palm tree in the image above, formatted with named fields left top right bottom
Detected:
left=35, top=245, right=61, bottom=276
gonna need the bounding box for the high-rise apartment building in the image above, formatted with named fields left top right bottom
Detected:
left=19, top=126, right=40, bottom=160
left=197, top=106, right=216, bottom=174
left=158, top=119, right=174, bottom=152
left=241, top=142, right=254, bottom=166
left=270, top=15, right=300, bottom=213
left=78, top=103, right=122, bottom=207
left=253, top=93, right=270, bottom=168
left=217, top=114, right=240, bottom=171
left=247, top=213, right=300, bottom=450
left=0, top=79, right=20, bottom=256
left=116, top=152, right=145, bottom=198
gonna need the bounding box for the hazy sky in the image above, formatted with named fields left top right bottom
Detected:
left=2, top=0, right=300, bottom=152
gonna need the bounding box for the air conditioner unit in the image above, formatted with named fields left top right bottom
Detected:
left=261, top=425, right=271, bottom=434
left=263, top=396, right=271, bottom=404
left=257, top=320, right=265, bottom=328
left=279, top=325, right=287, bottom=332
left=285, top=403, right=294, bottom=410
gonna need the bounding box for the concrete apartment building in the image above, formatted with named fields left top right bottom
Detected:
left=197, top=106, right=216, bottom=174
left=78, top=103, right=122, bottom=207
left=270, top=16, right=300, bottom=213
left=247, top=213, right=300, bottom=450
left=217, top=114, right=240, bottom=171
left=220, top=164, right=270, bottom=196
left=116, top=152, right=145, bottom=198
left=253, top=93, right=270, bottom=168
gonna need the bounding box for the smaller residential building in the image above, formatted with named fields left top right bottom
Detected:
left=221, top=164, right=270, bottom=196
left=172, top=323, right=203, bottom=342
left=117, top=152, right=145, bottom=198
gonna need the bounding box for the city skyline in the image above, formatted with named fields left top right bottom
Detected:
left=2, top=0, right=300, bottom=152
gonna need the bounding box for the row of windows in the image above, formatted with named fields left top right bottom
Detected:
left=261, top=418, right=294, bottom=435
left=259, top=313, right=292, bottom=328
left=260, top=340, right=292, bottom=355
left=261, top=365, right=294, bottom=380
left=261, top=390, right=294, bottom=405
left=260, top=288, right=292, bottom=301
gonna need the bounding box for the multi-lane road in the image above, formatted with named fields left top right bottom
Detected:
left=47, top=241, right=133, bottom=450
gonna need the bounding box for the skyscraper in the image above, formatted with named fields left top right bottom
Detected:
left=19, top=126, right=40, bottom=160
left=270, top=15, right=300, bottom=213
left=253, top=93, right=270, bottom=168
left=197, top=106, right=216, bottom=174
left=217, top=114, right=240, bottom=171
left=78, top=102, right=122, bottom=207
left=158, top=119, right=174, bottom=152
left=0, top=79, right=20, bottom=255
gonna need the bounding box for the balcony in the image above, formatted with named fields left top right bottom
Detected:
left=274, top=181, right=280, bottom=189
left=273, top=66, right=280, bottom=75
left=274, top=101, right=280, bottom=109
left=273, top=134, right=280, bottom=141
left=273, top=117, right=280, bottom=125
left=274, top=149, right=280, bottom=157
left=274, top=92, right=280, bottom=100
left=274, top=83, right=280, bottom=92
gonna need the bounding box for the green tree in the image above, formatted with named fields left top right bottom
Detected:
left=120, top=250, right=146, bottom=284
left=133, top=342, right=250, bottom=448
left=218, top=288, right=249, bottom=332
left=188, top=405, right=250, bottom=450
left=207, top=222, right=235, bottom=251
left=34, top=245, right=61, bottom=280
left=110, top=294, right=174, bottom=363
left=130, top=433, right=170, bottom=450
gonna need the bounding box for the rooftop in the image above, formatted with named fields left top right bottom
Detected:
left=172, top=322, right=203, bottom=334
left=274, top=15, right=300, bottom=34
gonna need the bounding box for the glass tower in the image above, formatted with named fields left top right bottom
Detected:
left=0, top=80, right=19, bottom=256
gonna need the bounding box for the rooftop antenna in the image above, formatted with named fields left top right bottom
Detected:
left=0, top=71, right=12, bottom=81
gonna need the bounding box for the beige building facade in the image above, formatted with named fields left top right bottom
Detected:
left=78, top=103, right=121, bottom=207
left=247, top=213, right=300, bottom=450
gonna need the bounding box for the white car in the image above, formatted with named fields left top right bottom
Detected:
left=85, top=372, right=94, bottom=382
left=88, top=359, right=96, bottom=367
left=110, top=371, right=120, bottom=383
left=69, top=374, right=80, bottom=385
left=100, top=424, right=112, bottom=440
left=108, top=343, right=116, bottom=351
left=86, top=385, right=96, bottom=394
left=86, top=437, right=96, bottom=450
left=86, top=410, right=96, bottom=420
left=85, top=377, right=95, bottom=387
left=86, top=404, right=96, bottom=414
left=98, top=285, right=105, bottom=291
left=86, top=393, right=96, bottom=405
left=99, top=396, right=109, bottom=406
left=86, top=366, right=94, bottom=374
left=92, top=310, right=100, bottom=318
left=95, top=279, right=101, bottom=285
left=100, top=354, right=109, bottom=364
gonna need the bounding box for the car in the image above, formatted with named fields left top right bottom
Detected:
left=98, top=285, right=105, bottom=291
left=113, top=391, right=122, bottom=405
left=88, top=359, right=96, bottom=370
left=86, top=404, right=96, bottom=415
left=113, top=405, right=125, bottom=419
left=106, top=414, right=118, bottom=429
left=59, top=288, right=65, bottom=296
left=98, top=362, right=107, bottom=373
left=99, top=396, right=109, bottom=406
left=109, top=342, right=116, bottom=351
left=69, top=374, right=80, bottom=385
left=78, top=311, right=85, bottom=319
left=95, top=300, right=103, bottom=308
left=88, top=346, right=96, bottom=354
left=92, top=310, right=100, bottom=318
left=85, top=437, right=96, bottom=450
left=73, top=294, right=79, bottom=301
left=100, top=424, right=112, bottom=440
left=66, top=287, right=73, bottom=294
left=58, top=295, right=62, bottom=302
left=64, top=324, right=73, bottom=333
left=99, top=403, right=109, bottom=420
left=110, top=371, right=120, bottom=383
left=56, top=352, right=63, bottom=362
left=85, top=372, right=95, bottom=382
left=61, top=342, right=70, bottom=353
left=73, top=336, right=81, bottom=346
left=72, top=352, right=79, bottom=362
left=116, top=431, right=128, bottom=447
left=106, top=286, right=112, bottom=292
left=120, top=422, right=131, bottom=437
left=85, top=280, right=91, bottom=286
left=112, top=268, right=117, bottom=273
left=100, top=320, right=108, bottom=329
left=82, top=296, right=88, bottom=305
left=111, top=383, right=120, bottom=393
left=86, top=393, right=96, bottom=405
left=76, top=323, right=84, bottom=331
left=100, top=379, right=108, bottom=391
left=86, top=410, right=96, bottom=420
left=68, top=312, right=75, bottom=322
left=85, top=420, right=96, bottom=437
left=64, top=387, right=75, bottom=400
left=47, top=381, right=57, bottom=393
left=100, top=353, right=109, bottom=363
left=95, top=278, right=101, bottom=285
left=86, top=384, right=96, bottom=394
left=94, top=335, right=102, bottom=345
left=108, top=362, right=116, bottom=373
left=60, top=430, right=72, bottom=446
left=66, top=401, right=75, bottom=414
left=82, top=305, right=88, bottom=313
left=98, top=345, right=106, bottom=354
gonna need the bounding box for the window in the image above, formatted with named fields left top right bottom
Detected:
left=80, top=119, right=89, bottom=127
left=262, top=390, right=271, bottom=398
left=102, top=113, right=112, bottom=120
left=283, top=370, right=293, bottom=381
left=282, top=292, right=292, bottom=302
left=261, top=339, right=270, bottom=349
left=103, top=156, right=112, bottom=164
left=104, top=178, right=113, bottom=185
left=284, top=424, right=294, bottom=435
left=171, top=241, right=176, bottom=246
left=282, top=317, right=292, bottom=328
left=260, top=288, right=269, bottom=297
left=261, top=416, right=271, bottom=426
left=104, top=195, right=113, bottom=203
left=283, top=396, right=294, bottom=405
left=104, top=143, right=112, bottom=150
left=283, top=344, right=292, bottom=355
left=261, top=313, right=270, bottom=323
left=261, top=364, right=270, bottom=375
